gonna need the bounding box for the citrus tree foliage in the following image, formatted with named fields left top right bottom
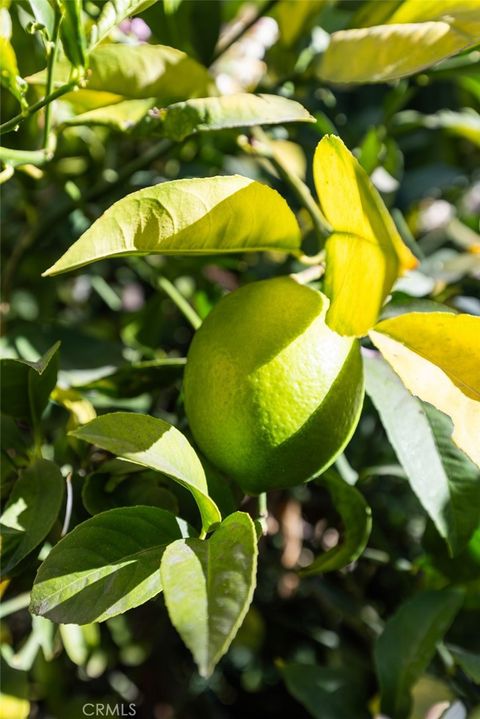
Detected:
left=1, top=1, right=479, bottom=717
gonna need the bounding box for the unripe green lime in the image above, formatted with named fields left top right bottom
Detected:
left=184, top=276, right=364, bottom=494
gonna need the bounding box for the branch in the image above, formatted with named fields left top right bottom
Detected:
left=0, top=81, right=79, bottom=136
left=239, top=129, right=333, bottom=248
left=43, top=9, right=62, bottom=151
left=157, top=276, right=202, bottom=330
left=212, top=0, right=278, bottom=63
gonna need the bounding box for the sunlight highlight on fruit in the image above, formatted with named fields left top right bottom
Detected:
left=184, top=276, right=365, bottom=494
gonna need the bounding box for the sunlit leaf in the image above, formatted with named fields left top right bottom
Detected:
left=62, top=98, right=156, bottom=131
left=161, top=512, right=257, bottom=677
left=0, top=35, right=27, bottom=107
left=386, top=0, right=480, bottom=38
left=43, top=175, right=301, bottom=277
left=318, top=21, right=480, bottom=85
left=375, top=589, right=464, bottom=719
left=365, top=353, right=480, bottom=555
left=30, top=506, right=189, bottom=623
left=1, top=460, right=65, bottom=575
left=152, top=93, right=315, bottom=142
left=273, top=0, right=328, bottom=46
left=370, top=312, right=480, bottom=466
left=313, top=135, right=417, bottom=336
left=29, top=43, right=212, bottom=100
left=301, top=469, right=372, bottom=574
left=71, top=412, right=221, bottom=531
left=51, top=387, right=96, bottom=429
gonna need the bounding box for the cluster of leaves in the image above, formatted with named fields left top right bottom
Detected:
left=1, top=1, right=480, bottom=718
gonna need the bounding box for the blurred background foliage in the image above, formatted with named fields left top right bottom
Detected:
left=1, top=1, right=480, bottom=718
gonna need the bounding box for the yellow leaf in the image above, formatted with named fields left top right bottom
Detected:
left=51, top=387, right=96, bottom=429
left=370, top=312, right=480, bottom=467
left=386, top=0, right=480, bottom=39
left=317, top=21, right=479, bottom=84
left=313, top=135, right=417, bottom=336
left=274, top=0, right=328, bottom=47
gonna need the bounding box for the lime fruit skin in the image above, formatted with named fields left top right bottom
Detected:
left=184, top=276, right=364, bottom=495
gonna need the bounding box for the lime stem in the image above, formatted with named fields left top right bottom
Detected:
left=258, top=492, right=268, bottom=535
left=157, top=276, right=202, bottom=330
left=243, top=128, right=333, bottom=247
left=43, top=8, right=62, bottom=151
left=0, top=81, right=78, bottom=136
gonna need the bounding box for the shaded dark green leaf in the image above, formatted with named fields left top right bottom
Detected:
left=75, top=358, right=186, bottom=398
left=60, top=0, right=87, bottom=70
left=282, top=663, right=370, bottom=719
left=374, top=589, right=463, bottom=719
left=0, top=342, right=60, bottom=425
left=301, top=469, right=372, bottom=575
left=1, top=459, right=65, bottom=576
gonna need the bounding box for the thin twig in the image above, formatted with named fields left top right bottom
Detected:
left=0, top=81, right=78, bottom=136
left=1, top=140, right=172, bottom=308
left=157, top=276, right=202, bottom=330
left=43, top=9, right=62, bottom=151
left=257, top=492, right=268, bottom=535
left=0, top=592, right=31, bottom=618
left=212, top=0, right=278, bottom=63
left=240, top=130, right=332, bottom=249
left=61, top=472, right=73, bottom=536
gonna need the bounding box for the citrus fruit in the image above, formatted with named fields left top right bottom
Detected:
left=184, top=276, right=364, bottom=494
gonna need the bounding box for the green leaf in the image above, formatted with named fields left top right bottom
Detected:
left=1, top=459, right=65, bottom=575
left=62, top=98, right=156, bottom=131
left=153, top=93, right=316, bottom=142
left=273, top=0, right=328, bottom=47
left=81, top=43, right=212, bottom=100
left=70, top=412, right=221, bottom=532
left=393, top=109, right=480, bottom=147
left=161, top=511, right=257, bottom=677
left=30, top=506, right=189, bottom=624
left=28, top=43, right=213, bottom=106
left=385, top=0, right=480, bottom=38
left=282, top=664, right=369, bottom=719
left=313, top=135, right=417, bottom=336
left=89, top=0, right=158, bottom=47
left=42, top=175, right=301, bottom=276
left=0, top=342, right=60, bottom=424
left=448, top=645, right=480, bottom=683
left=318, top=21, right=480, bottom=85
left=301, top=470, right=372, bottom=575
left=364, top=353, right=480, bottom=555
left=374, top=589, right=464, bottom=719
left=75, top=358, right=186, bottom=398
left=82, top=462, right=179, bottom=516
left=60, top=0, right=87, bottom=70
